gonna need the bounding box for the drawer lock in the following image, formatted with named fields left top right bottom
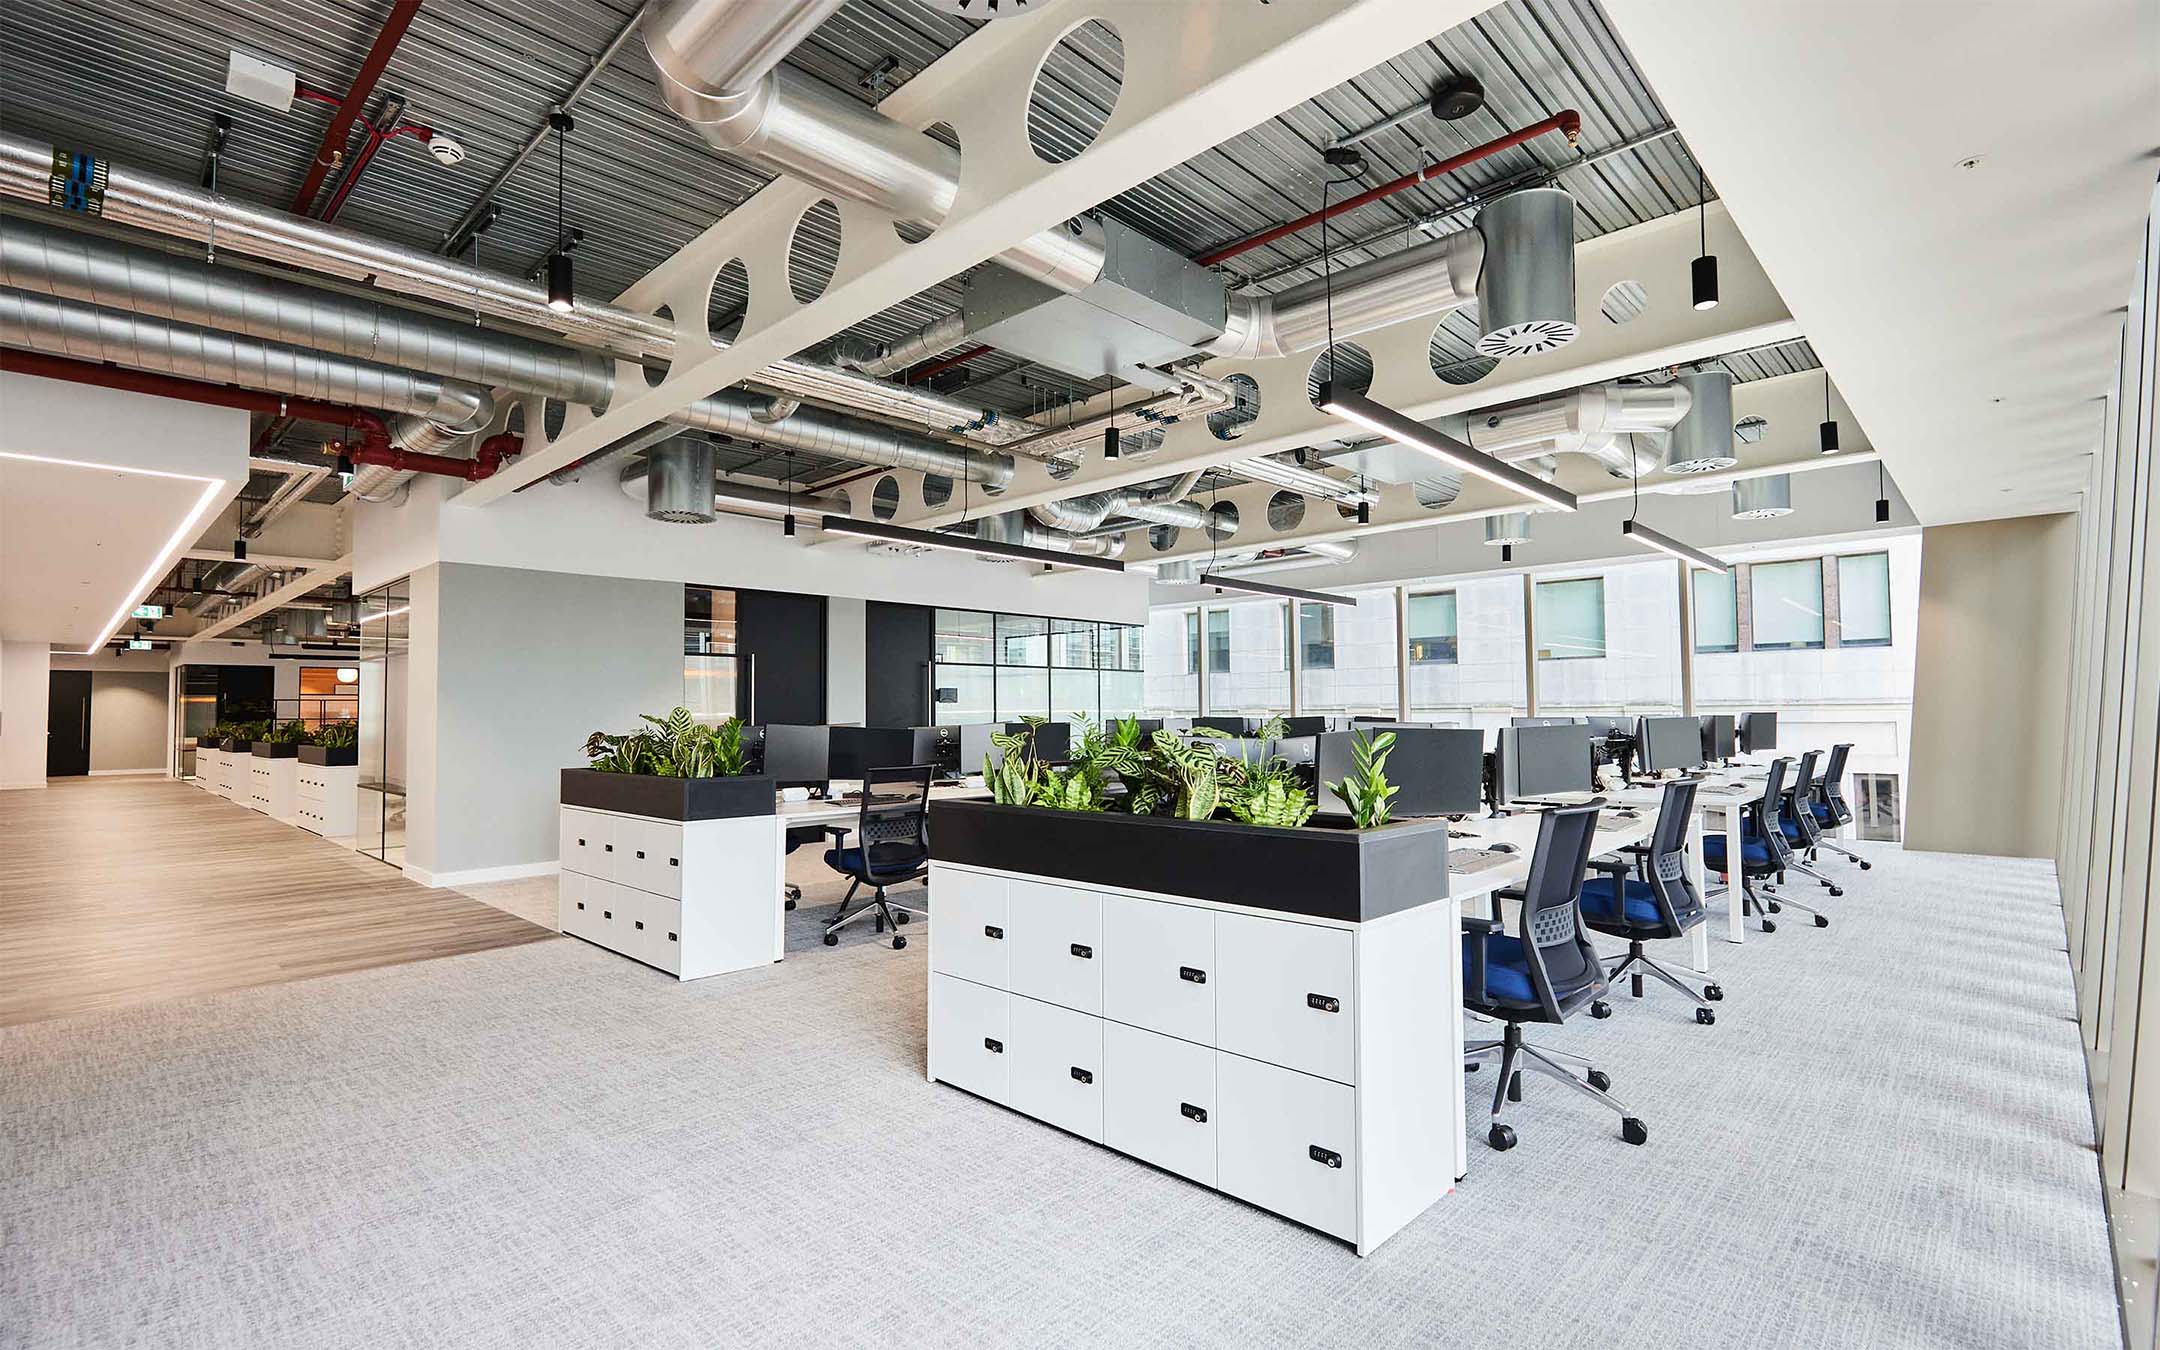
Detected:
left=635, top=850, right=646, bottom=859
left=1179, top=966, right=1208, bottom=984
left=602, top=910, right=612, bottom=920
left=1069, top=1066, right=1094, bottom=1085
left=1309, top=1145, right=1343, bottom=1169
left=1307, top=993, right=1341, bottom=1013
left=634, top=920, right=645, bottom=931
left=1180, top=1102, right=1208, bottom=1124
left=984, top=925, right=1004, bottom=940
left=983, top=1037, right=1004, bottom=1054
left=604, top=844, right=614, bottom=853
left=1069, top=943, right=1093, bottom=960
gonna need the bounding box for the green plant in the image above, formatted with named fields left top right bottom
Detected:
left=311, top=720, right=358, bottom=750
left=1325, top=726, right=1400, bottom=829
left=985, top=725, right=1042, bottom=805
left=581, top=708, right=753, bottom=778
left=234, top=719, right=271, bottom=743
left=1227, top=776, right=1317, bottom=829
left=711, top=717, right=748, bottom=776
left=266, top=719, right=309, bottom=746
left=1032, top=765, right=1107, bottom=813
left=1150, top=730, right=1222, bottom=821
left=583, top=731, right=646, bottom=775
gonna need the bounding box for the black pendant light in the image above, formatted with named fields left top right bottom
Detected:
left=1875, top=461, right=1891, bottom=522
left=1102, top=425, right=1119, bottom=460
left=547, top=111, right=575, bottom=314
left=782, top=450, right=797, bottom=537
left=1691, top=160, right=1719, bottom=311
left=1819, top=370, right=1841, bottom=454
left=232, top=537, right=247, bottom=561
left=335, top=450, right=355, bottom=488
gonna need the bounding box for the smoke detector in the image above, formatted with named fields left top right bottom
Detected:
left=427, top=134, right=466, bottom=167
left=1429, top=77, right=1486, bottom=122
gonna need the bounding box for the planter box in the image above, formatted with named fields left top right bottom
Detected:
left=927, top=801, right=1449, bottom=924
left=298, top=744, right=359, bottom=766
left=559, top=768, right=775, bottom=821
left=251, top=741, right=300, bottom=759
left=220, top=738, right=249, bottom=753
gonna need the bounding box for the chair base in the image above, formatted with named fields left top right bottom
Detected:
left=823, top=877, right=919, bottom=950
left=1603, top=942, right=1718, bottom=1023
left=1463, top=1022, right=1646, bottom=1149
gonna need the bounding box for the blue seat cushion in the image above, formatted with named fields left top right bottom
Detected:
left=1702, top=833, right=1772, bottom=868
left=1780, top=819, right=1806, bottom=841
left=1464, top=932, right=1537, bottom=1006
left=1578, top=875, right=1665, bottom=928
left=824, top=843, right=926, bottom=879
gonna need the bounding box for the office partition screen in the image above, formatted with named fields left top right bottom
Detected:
left=931, top=607, right=1144, bottom=727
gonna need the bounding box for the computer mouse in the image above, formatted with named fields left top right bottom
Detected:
left=1489, top=842, right=1517, bottom=854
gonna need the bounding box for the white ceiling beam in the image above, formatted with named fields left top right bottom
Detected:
left=453, top=0, right=1504, bottom=505
left=181, top=553, right=352, bottom=644
left=181, top=548, right=338, bottom=568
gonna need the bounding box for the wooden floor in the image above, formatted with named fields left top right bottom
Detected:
left=0, top=776, right=556, bottom=1027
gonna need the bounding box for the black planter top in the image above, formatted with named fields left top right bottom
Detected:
left=561, top=768, right=776, bottom=821
left=298, top=744, right=359, bottom=766
left=928, top=800, right=1450, bottom=924
left=251, top=742, right=301, bottom=758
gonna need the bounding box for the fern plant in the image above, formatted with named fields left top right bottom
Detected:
left=266, top=719, right=310, bottom=746
left=1032, top=766, right=1106, bottom=813
left=1228, top=776, right=1317, bottom=829
left=1325, top=726, right=1400, bottom=829
left=311, top=720, right=358, bottom=750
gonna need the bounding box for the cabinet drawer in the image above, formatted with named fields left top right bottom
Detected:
left=1214, top=911, right=1355, bottom=1085
left=587, top=877, right=629, bottom=950
left=559, top=808, right=612, bottom=879
left=1009, top=994, right=1103, bottom=1143
left=622, top=893, right=681, bottom=972
left=1102, top=894, right=1216, bottom=1046
left=1006, top=879, right=1101, bottom=1015
left=929, top=973, right=1009, bottom=1105
left=619, top=817, right=683, bottom=899
left=559, top=870, right=594, bottom=939
left=1216, top=1052, right=1358, bottom=1242
left=929, top=868, right=1008, bottom=990
left=1103, top=1020, right=1215, bottom=1186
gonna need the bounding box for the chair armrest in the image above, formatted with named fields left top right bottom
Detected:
left=1462, top=915, right=1496, bottom=1002
left=820, top=824, right=853, bottom=844
left=1589, top=857, right=1628, bottom=880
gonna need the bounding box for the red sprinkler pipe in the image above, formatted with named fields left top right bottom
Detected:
left=1194, top=109, right=1581, bottom=266
left=290, top=0, right=423, bottom=215
left=903, top=343, right=993, bottom=385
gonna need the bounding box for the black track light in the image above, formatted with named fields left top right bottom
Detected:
left=782, top=449, right=796, bottom=536
left=783, top=513, right=796, bottom=537
left=1819, top=370, right=1840, bottom=454
left=1356, top=500, right=1370, bottom=525
left=1501, top=544, right=1514, bottom=563
left=547, top=252, right=574, bottom=314
left=1103, top=425, right=1119, bottom=460
left=1691, top=161, right=1718, bottom=311
left=547, top=110, right=575, bottom=314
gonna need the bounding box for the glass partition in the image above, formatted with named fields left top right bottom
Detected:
left=355, top=577, right=410, bottom=866
left=931, top=609, right=1144, bottom=728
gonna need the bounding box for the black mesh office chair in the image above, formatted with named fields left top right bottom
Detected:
left=1462, top=801, right=1648, bottom=1151
left=1578, top=778, right=1722, bottom=1023
left=1777, top=750, right=1844, bottom=900
left=1808, top=742, right=1871, bottom=871
left=820, top=765, right=932, bottom=950
left=1703, top=757, right=1803, bottom=932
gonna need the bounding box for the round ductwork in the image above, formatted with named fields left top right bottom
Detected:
left=647, top=437, right=718, bottom=523
left=1474, top=188, right=1578, bottom=358
left=1731, top=474, right=1794, bottom=520
left=1485, top=512, right=1533, bottom=546
left=1664, top=369, right=1740, bottom=473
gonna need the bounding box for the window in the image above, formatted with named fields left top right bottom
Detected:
left=1184, top=611, right=1200, bottom=675
left=933, top=610, right=1145, bottom=725
left=1407, top=591, right=1457, bottom=664
left=1206, top=609, right=1231, bottom=673
left=1298, top=603, right=1336, bottom=670
left=932, top=609, right=993, bottom=664
left=1535, top=577, right=1606, bottom=660
left=1693, top=569, right=1738, bottom=653
left=998, top=613, right=1048, bottom=666
left=1050, top=617, right=1096, bottom=668
left=1837, top=552, right=1892, bottom=646
left=1751, top=559, right=1826, bottom=650
left=1301, top=589, right=1397, bottom=719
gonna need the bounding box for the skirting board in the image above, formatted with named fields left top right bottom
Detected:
left=89, top=768, right=166, bottom=777
left=1, top=779, right=49, bottom=791
left=402, top=860, right=560, bottom=890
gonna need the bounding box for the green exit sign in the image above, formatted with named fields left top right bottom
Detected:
left=132, top=604, right=165, bottom=619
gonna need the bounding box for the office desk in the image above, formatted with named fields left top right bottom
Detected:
left=775, top=783, right=988, bottom=829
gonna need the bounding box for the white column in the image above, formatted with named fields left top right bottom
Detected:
left=1520, top=572, right=1539, bottom=717
left=0, top=641, right=52, bottom=790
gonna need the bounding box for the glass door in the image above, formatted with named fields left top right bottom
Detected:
left=355, top=578, right=410, bottom=866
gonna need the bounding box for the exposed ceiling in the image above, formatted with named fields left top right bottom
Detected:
left=1603, top=0, right=2159, bottom=527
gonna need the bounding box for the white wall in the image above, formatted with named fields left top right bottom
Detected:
left=83, top=671, right=165, bottom=773
left=827, top=595, right=867, bottom=724
left=0, top=640, right=51, bottom=789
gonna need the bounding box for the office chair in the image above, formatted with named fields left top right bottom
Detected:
left=1807, top=742, right=1871, bottom=871
left=1776, top=751, right=1844, bottom=899
left=1702, top=757, right=1820, bottom=932
left=1577, top=778, right=1722, bottom=1024
left=1462, top=800, right=1648, bottom=1151
left=820, top=764, right=932, bottom=950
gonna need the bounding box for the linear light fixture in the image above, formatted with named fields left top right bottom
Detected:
left=1622, top=518, right=1730, bottom=573
left=1314, top=382, right=1578, bottom=512
left=818, top=515, right=1126, bottom=573
left=1195, top=573, right=1354, bottom=607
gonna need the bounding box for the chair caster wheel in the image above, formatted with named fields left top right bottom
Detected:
left=1704, top=984, right=1724, bottom=1001
left=1859, top=860, right=1873, bottom=870
left=1696, top=1008, right=1716, bottom=1026
left=1761, top=919, right=1777, bottom=933
left=895, top=911, right=910, bottom=924
left=1814, top=914, right=1830, bottom=928
left=892, top=935, right=906, bottom=950
left=784, top=899, right=797, bottom=911
left=1621, top=1118, right=1648, bottom=1146
left=1829, top=887, right=1844, bottom=897
left=1487, top=1124, right=1517, bottom=1152
left=1587, top=1069, right=1611, bottom=1092
left=822, top=933, right=839, bottom=946
left=1768, top=901, right=1782, bottom=913
left=1591, top=1000, right=1612, bottom=1019
left=1464, top=1062, right=1480, bottom=1073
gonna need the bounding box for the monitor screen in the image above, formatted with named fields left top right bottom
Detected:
left=1739, top=711, right=1778, bottom=753
left=959, top=723, right=1000, bottom=773
left=1637, top=715, right=1705, bottom=773
left=761, top=723, right=829, bottom=787
left=828, top=727, right=915, bottom=781
left=1511, top=716, right=1587, bottom=728
left=911, top=726, right=958, bottom=773
left=1315, top=727, right=1485, bottom=817
left=1006, top=721, right=1071, bottom=761
left=1699, top=714, right=1736, bottom=761
left=1273, top=734, right=1317, bottom=769
left=1277, top=716, right=1327, bottom=739
left=1584, top=715, right=1634, bottom=738
left=1499, top=723, right=1594, bottom=799
left=1192, top=715, right=1250, bottom=736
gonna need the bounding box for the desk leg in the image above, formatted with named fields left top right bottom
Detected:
left=1687, top=810, right=1711, bottom=973
left=1722, top=802, right=1746, bottom=945
left=772, top=818, right=789, bottom=962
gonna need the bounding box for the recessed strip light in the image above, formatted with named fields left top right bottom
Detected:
left=817, top=515, right=1126, bottom=573
left=1195, top=573, right=1355, bottom=607
left=1621, top=518, right=1731, bottom=573
left=1314, top=383, right=1578, bottom=512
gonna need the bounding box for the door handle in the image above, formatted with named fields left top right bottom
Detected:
left=1180, top=1102, right=1208, bottom=1124
left=1179, top=966, right=1207, bottom=984
left=1309, top=1145, right=1342, bottom=1169
left=1307, top=993, right=1341, bottom=1013
left=1070, top=943, right=1092, bottom=959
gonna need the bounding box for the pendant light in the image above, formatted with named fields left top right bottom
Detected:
left=546, top=111, right=575, bottom=314
left=1621, top=436, right=1729, bottom=571
left=232, top=537, right=247, bottom=561
left=1818, top=370, right=1841, bottom=454
left=335, top=450, right=355, bottom=488
left=1102, top=425, right=1119, bottom=461
left=782, top=450, right=797, bottom=537
left=1875, top=462, right=1891, bottom=522
left=1691, top=160, right=1718, bottom=311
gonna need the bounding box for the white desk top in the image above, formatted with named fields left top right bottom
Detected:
left=1442, top=804, right=1658, bottom=904
left=778, top=783, right=988, bottom=827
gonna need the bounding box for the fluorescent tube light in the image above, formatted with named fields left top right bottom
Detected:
left=1622, top=518, right=1730, bottom=573
left=1197, top=572, right=1355, bottom=607
left=818, top=515, right=1125, bottom=573
left=1314, top=382, right=1578, bottom=512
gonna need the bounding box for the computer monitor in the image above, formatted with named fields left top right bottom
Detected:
left=1005, top=721, right=1071, bottom=761
left=1495, top=723, right=1595, bottom=801
left=1313, top=727, right=1485, bottom=818
left=1699, top=714, right=1737, bottom=761
left=1511, top=715, right=1587, bottom=728
left=1273, top=734, right=1317, bottom=769
left=1278, top=716, right=1327, bottom=739
left=910, top=725, right=959, bottom=776
left=1739, top=711, right=1778, bottom=754
left=1636, top=715, right=1705, bottom=774
left=761, top=723, right=830, bottom=788
left=959, top=723, right=1000, bottom=774
left=1205, top=738, right=1277, bottom=769
left=1584, top=715, right=1634, bottom=739
left=1192, top=715, right=1250, bottom=736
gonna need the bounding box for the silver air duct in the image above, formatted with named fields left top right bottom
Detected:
left=1485, top=513, right=1533, bottom=546
left=618, top=456, right=845, bottom=518
left=646, top=437, right=719, bottom=523
left=1663, top=368, right=1741, bottom=473
left=1732, top=474, right=1794, bottom=520
left=673, top=388, right=1012, bottom=486
left=1473, top=187, right=1578, bottom=357
left=833, top=311, right=971, bottom=379
left=1205, top=229, right=1484, bottom=361
left=1025, top=472, right=1230, bottom=537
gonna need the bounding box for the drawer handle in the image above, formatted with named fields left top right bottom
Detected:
left=634, top=920, right=645, bottom=931
left=1069, top=943, right=1093, bottom=960
left=577, top=838, right=586, bottom=847
left=984, top=925, right=1004, bottom=941
left=983, top=1037, right=1004, bottom=1054
left=1180, top=1102, right=1208, bottom=1124
left=604, top=844, right=613, bottom=853
left=575, top=902, right=585, bottom=911
left=667, top=932, right=677, bottom=943
left=1179, top=966, right=1207, bottom=984
left=1069, top=1066, right=1094, bottom=1085
left=1309, top=1145, right=1342, bottom=1169
left=636, top=850, right=646, bottom=859
left=603, top=910, right=612, bottom=920
left=669, top=858, right=679, bottom=868
left=1307, top=993, right=1341, bottom=1013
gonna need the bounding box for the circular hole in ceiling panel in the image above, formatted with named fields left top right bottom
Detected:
left=788, top=200, right=843, bottom=305
left=1028, top=19, right=1123, bottom=164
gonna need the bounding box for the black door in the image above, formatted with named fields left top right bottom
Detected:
left=866, top=602, right=932, bottom=728
left=735, top=589, right=826, bottom=725
left=46, top=670, right=92, bottom=777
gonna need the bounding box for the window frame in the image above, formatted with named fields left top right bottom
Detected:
left=1534, top=575, right=1608, bottom=661
left=1749, top=557, right=1828, bottom=651
left=1406, top=589, right=1459, bottom=665
left=1835, top=550, right=1894, bottom=648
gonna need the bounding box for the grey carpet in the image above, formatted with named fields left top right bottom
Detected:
left=0, top=846, right=2118, bottom=1349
